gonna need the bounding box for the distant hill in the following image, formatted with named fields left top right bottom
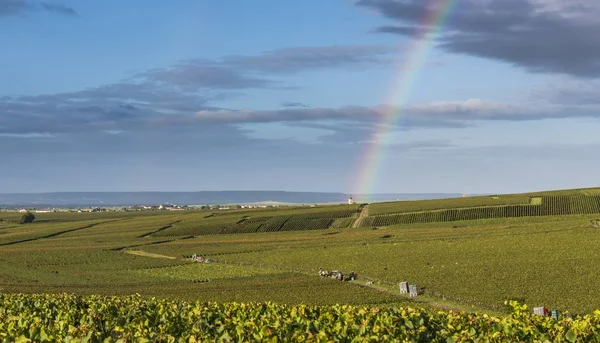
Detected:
left=0, top=191, right=463, bottom=208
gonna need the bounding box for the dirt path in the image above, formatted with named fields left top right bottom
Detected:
left=123, top=249, right=176, bottom=260
left=352, top=205, right=369, bottom=228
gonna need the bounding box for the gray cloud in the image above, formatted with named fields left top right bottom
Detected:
left=222, top=45, right=396, bottom=74
left=0, top=45, right=400, bottom=138
left=533, top=81, right=600, bottom=105
left=141, top=61, right=274, bottom=90
left=4, top=91, right=599, bottom=138
left=358, top=0, right=600, bottom=77
left=193, top=98, right=600, bottom=126
left=39, top=2, right=77, bottom=16
left=139, top=45, right=396, bottom=90
left=4, top=43, right=598, bottom=145
left=0, top=0, right=77, bottom=17
left=0, top=0, right=28, bottom=16
left=0, top=82, right=223, bottom=134
left=281, top=102, right=309, bottom=108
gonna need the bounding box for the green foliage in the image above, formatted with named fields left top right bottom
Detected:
left=152, top=206, right=359, bottom=237
left=1, top=294, right=600, bottom=342
left=363, top=195, right=600, bottom=226
left=133, top=263, right=280, bottom=281
left=18, top=212, right=35, bottom=224
left=368, top=195, right=531, bottom=215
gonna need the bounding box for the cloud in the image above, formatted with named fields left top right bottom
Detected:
left=140, top=61, right=274, bottom=90
left=357, top=0, right=600, bottom=78
left=4, top=89, right=599, bottom=139
left=0, top=0, right=29, bottom=16
left=222, top=45, right=397, bottom=74
left=192, top=98, right=600, bottom=127
left=139, top=45, right=396, bottom=90
left=281, top=102, right=309, bottom=108
left=0, top=132, right=55, bottom=138
left=532, top=80, right=600, bottom=105
left=0, top=82, right=223, bottom=134
left=39, top=2, right=77, bottom=16
left=0, top=0, right=77, bottom=17
left=0, top=45, right=400, bottom=139
left=3, top=44, right=598, bottom=147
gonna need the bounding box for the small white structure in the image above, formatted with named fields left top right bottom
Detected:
left=409, top=284, right=418, bottom=297
left=348, top=196, right=354, bottom=205
left=399, top=282, right=409, bottom=294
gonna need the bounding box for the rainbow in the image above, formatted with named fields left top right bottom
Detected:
left=353, top=0, right=457, bottom=201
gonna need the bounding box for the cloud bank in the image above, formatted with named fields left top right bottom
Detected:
left=357, top=0, right=600, bottom=78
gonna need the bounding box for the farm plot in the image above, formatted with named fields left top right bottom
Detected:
left=363, top=196, right=600, bottom=226
left=368, top=195, right=530, bottom=216
left=218, top=215, right=600, bottom=313
left=152, top=206, right=360, bottom=237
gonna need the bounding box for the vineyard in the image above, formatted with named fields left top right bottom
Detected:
left=367, top=195, right=531, bottom=215
left=0, top=294, right=599, bottom=342
left=4, top=187, right=600, bottom=319
left=152, top=206, right=361, bottom=237
left=361, top=195, right=600, bottom=227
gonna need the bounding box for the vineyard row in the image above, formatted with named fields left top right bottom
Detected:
left=361, top=195, right=600, bottom=227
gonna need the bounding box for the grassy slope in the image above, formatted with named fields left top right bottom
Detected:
left=1, top=187, right=600, bottom=314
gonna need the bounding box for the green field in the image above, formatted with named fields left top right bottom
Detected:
left=2, top=187, right=600, bottom=318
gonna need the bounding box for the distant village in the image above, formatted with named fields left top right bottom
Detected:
left=2, top=202, right=320, bottom=213
left=0, top=196, right=357, bottom=213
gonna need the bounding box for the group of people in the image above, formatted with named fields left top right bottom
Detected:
left=318, top=268, right=358, bottom=281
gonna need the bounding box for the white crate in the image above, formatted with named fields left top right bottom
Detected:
left=409, top=284, right=418, bottom=297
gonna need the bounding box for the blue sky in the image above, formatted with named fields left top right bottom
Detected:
left=1, top=0, right=599, bottom=194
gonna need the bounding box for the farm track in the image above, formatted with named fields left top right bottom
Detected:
left=137, top=221, right=182, bottom=238
left=352, top=205, right=369, bottom=228
left=0, top=220, right=121, bottom=247
left=123, top=250, right=176, bottom=260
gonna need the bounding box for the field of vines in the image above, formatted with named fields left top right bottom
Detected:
left=151, top=206, right=360, bottom=237
left=1, top=294, right=599, bottom=342
left=368, top=195, right=531, bottom=216
left=362, top=195, right=600, bottom=227
left=134, top=263, right=280, bottom=281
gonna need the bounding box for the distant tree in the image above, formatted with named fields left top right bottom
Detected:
left=19, top=212, right=35, bottom=224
